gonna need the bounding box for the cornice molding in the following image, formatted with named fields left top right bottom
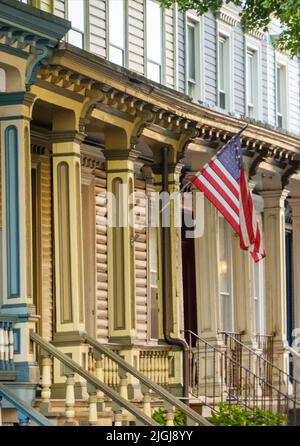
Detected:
left=33, top=46, right=300, bottom=181
left=0, top=0, right=70, bottom=90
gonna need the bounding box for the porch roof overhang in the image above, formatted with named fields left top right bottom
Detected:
left=35, top=42, right=300, bottom=186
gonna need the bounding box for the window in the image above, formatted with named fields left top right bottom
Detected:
left=146, top=0, right=163, bottom=83
left=67, top=0, right=85, bottom=49
left=253, top=260, right=265, bottom=334
left=218, top=35, right=230, bottom=110
left=186, top=18, right=201, bottom=98
left=246, top=50, right=255, bottom=118
left=276, top=64, right=287, bottom=128
left=219, top=216, right=233, bottom=332
left=0, top=68, right=6, bottom=92
left=108, top=0, right=126, bottom=66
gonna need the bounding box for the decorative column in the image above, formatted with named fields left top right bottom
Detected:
left=289, top=197, right=300, bottom=383
left=261, top=189, right=289, bottom=377
left=105, top=148, right=137, bottom=343
left=0, top=92, right=39, bottom=384
left=105, top=146, right=140, bottom=398
left=51, top=131, right=88, bottom=398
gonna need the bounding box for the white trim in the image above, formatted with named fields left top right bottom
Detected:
left=275, top=52, right=290, bottom=131
left=185, top=12, right=203, bottom=100
left=144, top=0, right=166, bottom=84
left=106, top=0, right=128, bottom=68
left=216, top=20, right=234, bottom=112
left=218, top=216, right=234, bottom=332
left=173, top=3, right=179, bottom=91
left=245, top=35, right=263, bottom=121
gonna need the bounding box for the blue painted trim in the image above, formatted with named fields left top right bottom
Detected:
left=0, top=93, right=26, bottom=106
left=0, top=43, right=29, bottom=60
left=0, top=116, right=29, bottom=122
left=5, top=126, right=20, bottom=298
left=13, top=328, right=21, bottom=354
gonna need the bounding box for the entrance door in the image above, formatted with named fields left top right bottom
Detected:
left=181, top=209, right=198, bottom=345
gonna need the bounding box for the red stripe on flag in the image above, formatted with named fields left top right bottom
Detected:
left=209, top=161, right=239, bottom=200
left=201, top=169, right=240, bottom=216
left=239, top=170, right=255, bottom=244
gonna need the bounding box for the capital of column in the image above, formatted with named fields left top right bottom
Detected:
left=51, top=131, right=86, bottom=145
left=103, top=148, right=140, bottom=162
left=261, top=189, right=289, bottom=209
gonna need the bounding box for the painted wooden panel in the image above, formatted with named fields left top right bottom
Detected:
left=40, top=0, right=52, bottom=12
left=165, top=7, right=174, bottom=89
left=5, top=126, right=20, bottom=298
left=53, top=0, right=65, bottom=18
left=32, top=152, right=54, bottom=341
left=95, top=167, right=109, bottom=343
left=233, top=24, right=245, bottom=115
left=177, top=11, right=185, bottom=93
left=288, top=59, right=300, bottom=135
left=128, top=0, right=144, bottom=74
left=266, top=39, right=276, bottom=126
left=57, top=162, right=73, bottom=323
left=261, top=39, right=269, bottom=123
left=89, top=0, right=106, bottom=58
left=135, top=179, right=148, bottom=342
left=203, top=11, right=217, bottom=105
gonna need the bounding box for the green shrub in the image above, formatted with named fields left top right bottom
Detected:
left=207, top=402, right=287, bottom=426
left=152, top=408, right=187, bottom=426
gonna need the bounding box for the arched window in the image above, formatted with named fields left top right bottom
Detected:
left=0, top=68, right=6, bottom=92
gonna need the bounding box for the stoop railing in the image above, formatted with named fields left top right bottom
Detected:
left=31, top=331, right=211, bottom=426
left=30, top=331, right=157, bottom=426
left=186, top=330, right=300, bottom=421
left=82, top=332, right=211, bottom=426
left=0, top=383, right=53, bottom=426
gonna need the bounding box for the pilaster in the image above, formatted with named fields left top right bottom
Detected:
left=51, top=131, right=88, bottom=394
left=0, top=92, right=38, bottom=382
left=261, top=188, right=289, bottom=376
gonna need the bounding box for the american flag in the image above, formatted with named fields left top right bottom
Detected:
left=192, top=132, right=266, bottom=262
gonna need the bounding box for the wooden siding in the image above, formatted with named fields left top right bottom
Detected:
left=128, top=0, right=144, bottom=74
left=89, top=0, right=106, bottom=57
left=95, top=166, right=109, bottom=343
left=135, top=178, right=148, bottom=342
left=165, top=7, right=174, bottom=89
left=233, top=24, right=245, bottom=115
left=204, top=11, right=217, bottom=105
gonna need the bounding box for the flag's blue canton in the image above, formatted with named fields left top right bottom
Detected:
left=217, top=135, right=242, bottom=181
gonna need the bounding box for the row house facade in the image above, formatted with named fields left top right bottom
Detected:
left=0, top=0, right=299, bottom=426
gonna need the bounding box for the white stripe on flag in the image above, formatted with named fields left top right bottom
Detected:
left=197, top=176, right=240, bottom=224
left=205, top=165, right=240, bottom=209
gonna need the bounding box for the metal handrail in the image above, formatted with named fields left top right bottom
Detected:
left=30, top=332, right=158, bottom=426
left=0, top=383, right=54, bottom=426
left=82, top=332, right=212, bottom=426
left=287, top=346, right=300, bottom=360
left=220, top=331, right=300, bottom=386
left=185, top=329, right=300, bottom=415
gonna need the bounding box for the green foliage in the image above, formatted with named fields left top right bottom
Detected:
left=159, top=0, right=300, bottom=57
left=152, top=408, right=187, bottom=426
left=206, top=402, right=287, bottom=426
